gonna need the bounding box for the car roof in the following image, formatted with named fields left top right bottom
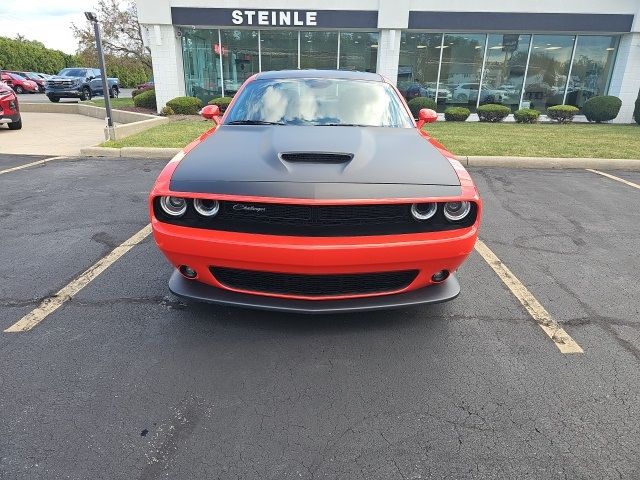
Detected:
left=254, top=69, right=384, bottom=82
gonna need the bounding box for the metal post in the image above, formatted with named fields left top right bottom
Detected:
left=476, top=34, right=489, bottom=109
left=518, top=35, right=534, bottom=110
left=93, top=20, right=113, bottom=128
left=435, top=33, right=445, bottom=106
left=563, top=35, right=578, bottom=105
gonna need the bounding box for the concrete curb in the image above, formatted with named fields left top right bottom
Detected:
left=80, top=146, right=180, bottom=159
left=456, top=156, right=640, bottom=170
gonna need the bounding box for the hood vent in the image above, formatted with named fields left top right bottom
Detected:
left=280, top=152, right=353, bottom=163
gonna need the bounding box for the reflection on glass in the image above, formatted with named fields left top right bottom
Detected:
left=220, top=30, right=259, bottom=97
left=300, top=31, right=338, bottom=69
left=260, top=30, right=298, bottom=71
left=339, top=32, right=379, bottom=72
left=565, top=35, right=618, bottom=110
left=397, top=32, right=442, bottom=101
left=181, top=29, right=222, bottom=103
left=438, top=34, right=486, bottom=111
left=523, top=35, right=575, bottom=111
left=480, top=34, right=530, bottom=110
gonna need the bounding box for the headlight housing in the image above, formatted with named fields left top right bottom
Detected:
left=443, top=201, right=471, bottom=221
left=410, top=202, right=437, bottom=221
left=193, top=198, right=220, bottom=217
left=159, top=196, right=187, bottom=217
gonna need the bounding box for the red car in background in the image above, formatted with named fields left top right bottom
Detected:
left=9, top=71, right=46, bottom=92
left=0, top=71, right=39, bottom=94
left=0, top=81, right=22, bottom=130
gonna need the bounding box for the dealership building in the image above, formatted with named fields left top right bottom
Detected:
left=136, top=0, right=640, bottom=122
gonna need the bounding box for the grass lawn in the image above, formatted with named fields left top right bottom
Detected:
left=87, top=97, right=135, bottom=109
left=424, top=122, right=640, bottom=159
left=102, top=119, right=212, bottom=148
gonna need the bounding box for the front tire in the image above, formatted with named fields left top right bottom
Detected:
left=7, top=119, right=22, bottom=130
left=80, top=87, right=92, bottom=101
left=15, top=86, right=24, bottom=94
left=48, top=96, right=60, bottom=103
left=109, top=87, right=119, bottom=99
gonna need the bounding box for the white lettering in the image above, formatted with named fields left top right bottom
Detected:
left=271, top=11, right=277, bottom=25
left=293, top=11, right=303, bottom=26
left=258, top=11, right=268, bottom=25
left=306, top=12, right=317, bottom=26
left=231, top=10, right=243, bottom=25
left=244, top=10, right=256, bottom=25
left=279, top=11, right=291, bottom=25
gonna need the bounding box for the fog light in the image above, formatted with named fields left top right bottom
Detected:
left=179, top=265, right=197, bottom=279
left=431, top=270, right=449, bottom=282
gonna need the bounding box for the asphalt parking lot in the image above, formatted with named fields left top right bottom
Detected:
left=1, top=154, right=639, bottom=479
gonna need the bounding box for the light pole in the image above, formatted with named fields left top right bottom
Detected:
left=85, top=11, right=114, bottom=131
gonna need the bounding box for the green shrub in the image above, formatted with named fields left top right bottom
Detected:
left=513, top=108, right=540, bottom=124
left=133, top=89, right=156, bottom=110
left=160, top=106, right=175, bottom=116
left=208, top=96, right=233, bottom=113
left=634, top=95, right=640, bottom=125
left=583, top=95, right=622, bottom=123
left=444, top=107, right=470, bottom=122
left=407, top=97, right=437, bottom=118
left=546, top=105, right=579, bottom=123
left=166, top=96, right=203, bottom=115
left=477, top=103, right=511, bottom=122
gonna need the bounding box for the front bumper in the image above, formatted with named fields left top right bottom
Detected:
left=169, top=269, right=460, bottom=313
left=0, top=113, right=20, bottom=124
left=45, top=88, right=83, bottom=98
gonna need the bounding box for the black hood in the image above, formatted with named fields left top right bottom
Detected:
left=170, top=125, right=462, bottom=199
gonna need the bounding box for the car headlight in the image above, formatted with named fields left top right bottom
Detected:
left=193, top=198, right=220, bottom=217
left=410, top=202, right=437, bottom=221
left=159, top=196, right=187, bottom=217
left=443, top=201, right=471, bottom=221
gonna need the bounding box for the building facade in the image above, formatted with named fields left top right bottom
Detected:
left=136, top=0, right=640, bottom=122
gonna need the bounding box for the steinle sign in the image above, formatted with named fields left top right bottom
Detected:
left=231, top=9, right=318, bottom=26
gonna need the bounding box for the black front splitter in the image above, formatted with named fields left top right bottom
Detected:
left=168, top=271, right=460, bottom=314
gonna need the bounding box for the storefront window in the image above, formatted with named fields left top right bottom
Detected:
left=339, top=32, right=379, bottom=72
left=523, top=35, right=575, bottom=111
left=220, top=30, right=259, bottom=97
left=181, top=29, right=222, bottom=103
left=398, top=32, right=442, bottom=102
left=300, top=31, right=338, bottom=69
left=438, top=34, right=486, bottom=111
left=480, top=34, right=531, bottom=110
left=565, top=35, right=619, bottom=110
left=260, top=30, right=298, bottom=71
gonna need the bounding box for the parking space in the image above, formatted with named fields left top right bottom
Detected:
left=1, top=157, right=639, bottom=478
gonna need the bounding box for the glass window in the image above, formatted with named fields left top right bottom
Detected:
left=224, top=78, right=413, bottom=128
left=260, top=30, right=298, bottom=71
left=565, top=35, right=619, bottom=110
left=523, top=35, right=575, bottom=111
left=480, top=34, right=531, bottom=110
left=438, top=34, right=487, bottom=111
left=220, top=30, right=259, bottom=97
left=181, top=29, right=222, bottom=103
left=300, top=31, right=338, bottom=69
left=339, top=32, right=379, bottom=73
left=397, top=32, right=442, bottom=102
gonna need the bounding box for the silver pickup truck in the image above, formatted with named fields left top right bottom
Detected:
left=45, top=67, right=120, bottom=102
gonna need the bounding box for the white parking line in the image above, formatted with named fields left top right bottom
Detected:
left=4, top=224, right=152, bottom=333
left=0, top=156, right=67, bottom=176
left=474, top=239, right=583, bottom=354
left=586, top=169, right=640, bottom=190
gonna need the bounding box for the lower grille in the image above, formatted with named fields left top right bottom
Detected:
left=210, top=267, right=419, bottom=297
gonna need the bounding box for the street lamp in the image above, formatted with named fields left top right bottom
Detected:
left=84, top=11, right=114, bottom=132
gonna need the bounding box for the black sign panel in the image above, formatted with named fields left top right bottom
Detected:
left=172, top=7, right=378, bottom=29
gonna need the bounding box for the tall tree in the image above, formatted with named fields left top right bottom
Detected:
left=72, top=0, right=151, bottom=68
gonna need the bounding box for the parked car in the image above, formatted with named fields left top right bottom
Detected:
left=136, top=78, right=154, bottom=90
left=0, top=71, right=39, bottom=94
left=453, top=83, right=509, bottom=104
left=45, top=67, right=120, bottom=102
left=403, top=82, right=452, bottom=101
left=0, top=81, right=22, bottom=130
left=9, top=71, right=46, bottom=92
left=149, top=70, right=482, bottom=313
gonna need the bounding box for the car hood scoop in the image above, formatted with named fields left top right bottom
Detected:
left=170, top=125, right=462, bottom=199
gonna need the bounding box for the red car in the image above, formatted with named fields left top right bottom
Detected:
left=9, top=71, right=46, bottom=92
left=0, top=81, right=22, bottom=130
left=149, top=70, right=481, bottom=313
left=0, top=72, right=39, bottom=94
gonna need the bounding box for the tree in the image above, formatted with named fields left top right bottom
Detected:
left=72, top=0, right=151, bottom=69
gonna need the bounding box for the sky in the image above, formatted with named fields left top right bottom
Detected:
left=0, top=1, right=100, bottom=54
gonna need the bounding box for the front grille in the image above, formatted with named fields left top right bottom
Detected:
left=211, top=267, right=419, bottom=297
left=47, top=80, right=75, bottom=88
left=280, top=152, right=353, bottom=163
left=154, top=199, right=477, bottom=236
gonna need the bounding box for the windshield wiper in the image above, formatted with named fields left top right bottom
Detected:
left=319, top=123, right=370, bottom=127
left=226, top=120, right=285, bottom=125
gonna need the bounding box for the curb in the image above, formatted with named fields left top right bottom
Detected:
left=456, top=156, right=640, bottom=171
left=80, top=146, right=181, bottom=159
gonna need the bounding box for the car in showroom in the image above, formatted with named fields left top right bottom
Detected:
left=0, top=81, right=22, bottom=130
left=0, top=71, right=39, bottom=94
left=149, top=70, right=482, bottom=313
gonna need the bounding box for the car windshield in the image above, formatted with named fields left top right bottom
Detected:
left=10, top=73, right=26, bottom=81
left=224, top=78, right=413, bottom=128
left=58, top=69, right=85, bottom=77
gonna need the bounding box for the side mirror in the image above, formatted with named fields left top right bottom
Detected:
left=201, top=104, right=221, bottom=122
left=416, top=108, right=438, bottom=129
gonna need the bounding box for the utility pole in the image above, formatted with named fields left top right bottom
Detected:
left=85, top=11, right=114, bottom=133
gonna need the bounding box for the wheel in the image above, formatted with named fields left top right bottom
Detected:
left=15, top=86, right=24, bottom=94
left=109, top=87, right=119, bottom=99
left=7, top=119, right=22, bottom=130
left=80, top=87, right=92, bottom=101
left=48, top=96, right=60, bottom=103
